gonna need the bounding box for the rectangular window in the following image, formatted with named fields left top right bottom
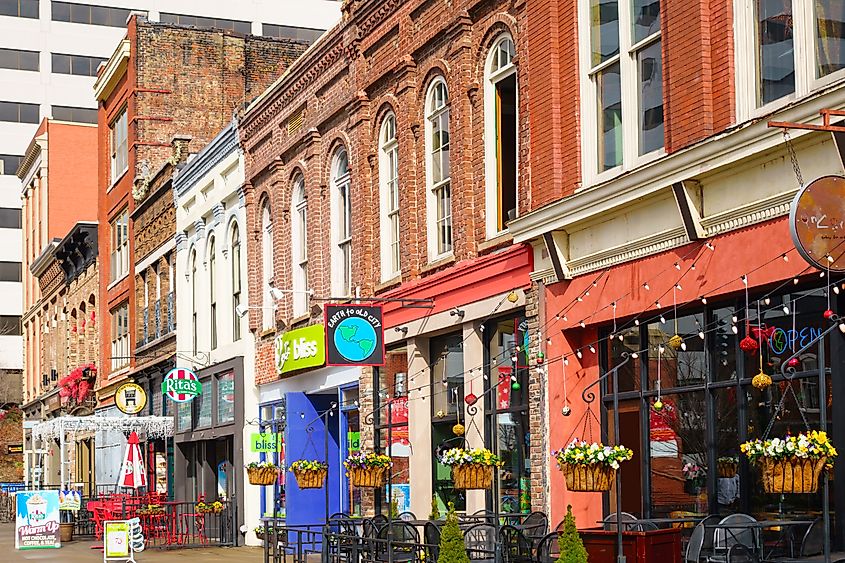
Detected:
left=756, top=0, right=795, bottom=105
left=817, top=1, right=845, bottom=77
left=262, top=23, right=325, bottom=44
left=0, top=208, right=21, bottom=228
left=52, top=105, right=97, bottom=124
left=0, top=315, right=21, bottom=336
left=0, top=0, right=38, bottom=18
left=160, top=12, right=250, bottom=34
left=430, top=334, right=464, bottom=512
left=110, top=302, right=129, bottom=371
left=0, top=48, right=39, bottom=71
left=216, top=371, right=235, bottom=424
left=51, top=53, right=106, bottom=76
left=0, top=101, right=39, bottom=123
left=373, top=348, right=409, bottom=515
left=637, top=39, right=664, bottom=155
left=0, top=155, right=22, bottom=176
left=0, top=261, right=21, bottom=282
left=177, top=401, right=192, bottom=431
left=495, top=72, right=517, bottom=231
left=52, top=2, right=139, bottom=27
left=110, top=209, right=129, bottom=282
left=195, top=378, right=212, bottom=428
left=110, top=109, right=128, bottom=182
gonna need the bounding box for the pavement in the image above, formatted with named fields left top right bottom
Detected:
left=1, top=524, right=265, bottom=562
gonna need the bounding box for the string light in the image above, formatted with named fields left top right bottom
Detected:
left=793, top=278, right=800, bottom=285
left=698, top=330, right=705, bottom=340
left=741, top=275, right=747, bottom=285
left=700, top=296, right=707, bottom=305
left=783, top=253, right=789, bottom=262
left=576, top=349, right=583, bottom=359
left=655, top=300, right=661, bottom=308
left=680, top=341, right=687, bottom=351
left=731, top=325, right=738, bottom=334
left=764, top=297, right=771, bottom=305
left=588, top=345, right=596, bottom=354
left=585, top=290, right=590, bottom=296
left=659, top=315, right=666, bottom=324
left=634, top=319, right=640, bottom=326
left=579, top=320, right=586, bottom=328
left=783, top=305, right=790, bottom=315
left=827, top=255, right=835, bottom=263
left=675, top=284, right=682, bottom=291
left=674, top=263, right=681, bottom=271
left=820, top=271, right=826, bottom=278
left=834, top=285, right=841, bottom=295
left=706, top=242, right=715, bottom=251
left=643, top=282, right=650, bottom=290
left=577, top=296, right=583, bottom=302
left=731, top=314, right=738, bottom=323
left=631, top=352, right=639, bottom=359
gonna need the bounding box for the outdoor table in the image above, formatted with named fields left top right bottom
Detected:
left=704, top=519, right=815, bottom=560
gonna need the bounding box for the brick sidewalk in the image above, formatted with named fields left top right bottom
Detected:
left=2, top=524, right=263, bottom=562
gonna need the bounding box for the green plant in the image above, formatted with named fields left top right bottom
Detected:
left=741, top=431, right=838, bottom=464
left=437, top=502, right=469, bottom=563
left=557, top=505, right=588, bottom=563
left=390, top=498, right=399, bottom=518
left=429, top=495, right=440, bottom=521
left=439, top=448, right=502, bottom=467
left=553, top=440, right=633, bottom=469
left=289, top=459, right=328, bottom=472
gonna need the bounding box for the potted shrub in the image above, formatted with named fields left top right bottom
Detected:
left=289, top=459, right=328, bottom=489
left=247, top=461, right=281, bottom=485
left=741, top=431, right=838, bottom=493
left=717, top=456, right=739, bottom=478
left=440, top=448, right=502, bottom=490
left=437, top=502, right=470, bottom=563
left=557, top=505, right=588, bottom=563
left=553, top=439, right=633, bottom=492
left=343, top=451, right=392, bottom=487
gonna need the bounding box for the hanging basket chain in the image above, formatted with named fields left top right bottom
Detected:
left=762, top=381, right=811, bottom=440
left=783, top=130, right=804, bottom=189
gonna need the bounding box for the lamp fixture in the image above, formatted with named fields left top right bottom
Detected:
left=450, top=308, right=465, bottom=319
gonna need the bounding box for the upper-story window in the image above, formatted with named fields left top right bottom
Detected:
left=425, top=78, right=453, bottom=259
left=230, top=223, right=241, bottom=342
left=208, top=236, right=217, bottom=350
left=110, top=109, right=128, bottom=183
left=110, top=302, right=129, bottom=372
left=261, top=201, right=274, bottom=330
left=582, top=0, right=663, bottom=176
left=331, top=149, right=352, bottom=296
left=52, top=2, right=138, bottom=27
left=0, top=0, right=38, bottom=18
left=190, top=249, right=198, bottom=355
left=110, top=209, right=128, bottom=282
left=736, top=1, right=845, bottom=116
left=291, top=173, right=308, bottom=316
left=485, top=36, right=518, bottom=237
left=0, top=48, right=39, bottom=71
left=379, top=113, right=400, bottom=281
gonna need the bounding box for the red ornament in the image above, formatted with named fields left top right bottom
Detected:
left=787, top=357, right=800, bottom=368
left=824, top=309, right=835, bottom=319
left=464, top=393, right=478, bottom=406
left=739, top=335, right=759, bottom=356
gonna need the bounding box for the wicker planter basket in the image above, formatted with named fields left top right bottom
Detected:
left=349, top=466, right=387, bottom=488
left=256, top=531, right=266, bottom=541
left=718, top=461, right=738, bottom=478
left=248, top=466, right=281, bottom=486
left=293, top=468, right=328, bottom=489
left=761, top=457, right=827, bottom=494
left=451, top=464, right=495, bottom=490
left=562, top=463, right=615, bottom=492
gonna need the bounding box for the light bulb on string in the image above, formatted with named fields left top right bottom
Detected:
left=585, top=290, right=590, bottom=296
left=698, top=330, right=705, bottom=340
left=732, top=314, right=738, bottom=323
left=655, top=301, right=661, bottom=308
left=577, top=296, right=583, bottom=302
left=576, top=349, right=583, bottom=359
left=593, top=280, right=598, bottom=287
left=839, top=323, right=845, bottom=334
left=631, top=352, right=639, bottom=359
left=821, top=271, right=826, bottom=278
left=643, top=282, right=650, bottom=291
left=579, top=320, right=586, bottom=328
left=659, top=315, right=666, bottom=324
left=731, top=324, right=738, bottom=334
left=701, top=296, right=707, bottom=305
left=588, top=345, right=596, bottom=354
left=618, top=334, right=624, bottom=342
left=783, top=305, right=790, bottom=315
left=562, top=315, right=568, bottom=322
left=634, top=319, right=640, bottom=326
left=741, top=275, right=747, bottom=285
left=675, top=284, right=682, bottom=291
left=706, top=242, right=715, bottom=251
left=783, top=254, right=789, bottom=262
left=674, top=263, right=681, bottom=271
left=680, top=341, right=687, bottom=351
left=835, top=285, right=841, bottom=295
left=691, top=262, right=696, bottom=270
left=793, top=278, right=800, bottom=285
left=563, top=357, right=569, bottom=366
left=764, top=297, right=771, bottom=305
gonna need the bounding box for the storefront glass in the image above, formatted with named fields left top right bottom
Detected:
left=259, top=400, right=286, bottom=518
left=196, top=378, right=212, bottom=428
left=431, top=333, right=465, bottom=512
left=375, top=346, right=410, bottom=515
left=217, top=371, right=235, bottom=424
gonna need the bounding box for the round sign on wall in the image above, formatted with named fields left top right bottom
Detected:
left=115, top=383, right=147, bottom=415
left=161, top=368, right=202, bottom=403
left=790, top=175, right=845, bottom=272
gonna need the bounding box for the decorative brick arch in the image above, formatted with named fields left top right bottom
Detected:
left=474, top=16, right=519, bottom=83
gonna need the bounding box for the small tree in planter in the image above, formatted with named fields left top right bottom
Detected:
left=741, top=431, right=838, bottom=493
left=429, top=495, right=440, bottom=521
left=289, top=460, right=328, bottom=489
left=440, top=448, right=502, bottom=489
left=437, top=502, right=470, bottom=563
left=557, top=505, right=588, bottom=563
left=344, top=451, right=392, bottom=487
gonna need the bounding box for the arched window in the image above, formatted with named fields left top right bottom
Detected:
left=425, top=77, right=452, bottom=258
left=191, top=249, right=197, bottom=355
left=261, top=201, right=274, bottom=329
left=379, top=113, right=400, bottom=280
left=331, top=149, right=352, bottom=296
left=291, top=174, right=308, bottom=316
left=484, top=35, right=518, bottom=236
left=230, top=223, right=241, bottom=342
left=208, top=236, right=217, bottom=350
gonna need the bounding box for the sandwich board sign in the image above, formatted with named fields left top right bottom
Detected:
left=15, top=490, right=60, bottom=549
left=104, top=520, right=134, bottom=562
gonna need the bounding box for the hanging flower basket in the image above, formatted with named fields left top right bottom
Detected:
left=289, top=460, right=328, bottom=489
left=742, top=431, right=837, bottom=494
left=718, top=457, right=738, bottom=478
left=553, top=440, right=633, bottom=493
left=344, top=451, right=392, bottom=488
left=246, top=462, right=281, bottom=485
left=440, top=448, right=502, bottom=490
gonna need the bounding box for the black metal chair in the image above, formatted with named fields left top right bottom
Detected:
left=375, top=522, right=420, bottom=563
left=330, top=512, right=351, bottom=520
left=519, top=511, right=549, bottom=547
left=372, top=514, right=389, bottom=525
left=602, top=512, right=638, bottom=532
left=398, top=511, right=416, bottom=522
left=424, top=521, right=441, bottom=562
left=764, top=519, right=824, bottom=562
left=707, top=514, right=759, bottom=563
left=464, top=523, right=497, bottom=563
left=686, top=520, right=707, bottom=563
left=499, top=524, right=534, bottom=563
left=537, top=532, right=561, bottom=563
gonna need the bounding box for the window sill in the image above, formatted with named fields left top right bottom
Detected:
left=107, top=274, right=128, bottom=291
left=375, top=275, right=402, bottom=293
left=108, top=169, right=128, bottom=192
left=421, top=253, right=456, bottom=274
left=579, top=148, right=665, bottom=193
left=478, top=232, right=513, bottom=253
left=258, top=328, right=276, bottom=339
left=290, top=314, right=310, bottom=327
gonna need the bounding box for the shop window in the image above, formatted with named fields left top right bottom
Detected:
left=646, top=313, right=707, bottom=391
left=177, top=401, right=191, bottom=432
left=484, top=36, right=518, bottom=236
left=291, top=173, right=308, bottom=316
left=331, top=149, right=352, bottom=296
left=378, top=112, right=400, bottom=280
left=425, top=77, right=452, bottom=259
left=430, top=333, right=464, bottom=512
left=259, top=400, right=286, bottom=518
left=217, top=371, right=234, bottom=424
left=374, top=346, right=409, bottom=515
left=195, top=378, right=212, bottom=428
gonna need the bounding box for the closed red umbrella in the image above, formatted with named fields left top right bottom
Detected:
left=119, top=431, right=147, bottom=489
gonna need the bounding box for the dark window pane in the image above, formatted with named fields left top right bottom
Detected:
left=590, top=0, right=620, bottom=66
left=638, top=39, right=664, bottom=154
left=53, top=105, right=96, bottom=124
left=52, top=2, right=70, bottom=21
left=19, top=50, right=38, bottom=70
left=0, top=316, right=21, bottom=335
left=0, top=155, right=22, bottom=175
left=0, top=207, right=22, bottom=228
left=0, top=49, right=17, bottom=69
left=757, top=0, right=795, bottom=104
left=0, top=0, right=17, bottom=17
left=158, top=12, right=177, bottom=23
left=647, top=313, right=706, bottom=391
left=69, top=2, right=90, bottom=23
left=0, top=261, right=21, bottom=282
left=89, top=5, right=108, bottom=25
left=110, top=7, right=129, bottom=26
left=20, top=0, right=37, bottom=18
left=0, top=101, right=17, bottom=122
left=195, top=16, right=215, bottom=28
left=817, top=0, right=845, bottom=76
left=234, top=21, right=251, bottom=34
left=51, top=53, right=71, bottom=74
left=597, top=62, right=622, bottom=171
left=632, top=0, right=661, bottom=43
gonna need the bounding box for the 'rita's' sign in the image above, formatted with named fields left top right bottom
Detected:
left=161, top=368, right=202, bottom=402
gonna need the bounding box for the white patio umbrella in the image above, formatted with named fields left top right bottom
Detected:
left=118, top=431, right=147, bottom=489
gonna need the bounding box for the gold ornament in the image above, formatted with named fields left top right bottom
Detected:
left=507, top=290, right=519, bottom=303
left=668, top=334, right=683, bottom=350
left=752, top=371, right=773, bottom=390
left=653, top=400, right=664, bottom=411
left=452, top=423, right=465, bottom=436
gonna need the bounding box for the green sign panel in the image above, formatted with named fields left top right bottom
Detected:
left=274, top=324, right=326, bottom=375
left=347, top=431, right=360, bottom=452
left=251, top=433, right=284, bottom=453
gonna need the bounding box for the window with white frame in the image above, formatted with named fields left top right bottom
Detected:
left=291, top=174, right=309, bottom=317
left=110, top=108, right=128, bottom=183
left=231, top=223, right=241, bottom=342
left=331, top=149, right=352, bottom=296
left=485, top=36, right=518, bottom=236
left=379, top=113, right=400, bottom=280
left=110, top=302, right=129, bottom=372
left=735, top=1, right=845, bottom=116
left=425, top=78, right=453, bottom=259
left=191, top=249, right=198, bottom=355
left=261, top=201, right=274, bottom=330
left=110, top=208, right=128, bottom=282
left=582, top=0, right=663, bottom=176
left=209, top=236, right=217, bottom=350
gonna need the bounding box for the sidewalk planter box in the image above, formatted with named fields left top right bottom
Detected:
left=579, top=527, right=681, bottom=563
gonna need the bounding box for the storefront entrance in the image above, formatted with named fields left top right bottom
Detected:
left=178, top=437, right=234, bottom=502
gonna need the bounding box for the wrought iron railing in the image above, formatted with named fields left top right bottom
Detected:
left=141, top=306, right=149, bottom=346
left=167, top=291, right=175, bottom=333
left=154, top=299, right=161, bottom=339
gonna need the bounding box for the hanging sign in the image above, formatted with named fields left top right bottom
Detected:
left=274, top=324, right=326, bottom=375
left=58, top=489, right=81, bottom=511
left=250, top=433, right=284, bottom=453
left=115, top=383, right=147, bottom=415
left=15, top=490, right=61, bottom=549
left=324, top=304, right=385, bottom=366
left=7, top=444, right=23, bottom=454
left=790, top=175, right=845, bottom=272
left=161, top=368, right=202, bottom=403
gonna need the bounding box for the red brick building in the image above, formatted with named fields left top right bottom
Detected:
left=239, top=0, right=539, bottom=519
